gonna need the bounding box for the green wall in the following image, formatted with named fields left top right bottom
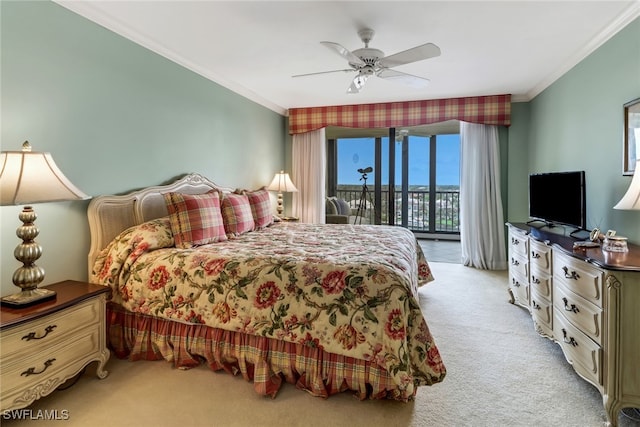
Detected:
left=1, top=1, right=287, bottom=296
left=507, top=17, right=640, bottom=243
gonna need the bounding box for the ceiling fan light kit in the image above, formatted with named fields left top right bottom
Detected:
left=294, top=28, right=441, bottom=94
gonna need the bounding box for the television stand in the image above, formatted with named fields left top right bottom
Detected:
left=506, top=222, right=640, bottom=427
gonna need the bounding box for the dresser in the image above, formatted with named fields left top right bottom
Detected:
left=0, top=281, right=110, bottom=412
left=506, top=223, right=640, bottom=427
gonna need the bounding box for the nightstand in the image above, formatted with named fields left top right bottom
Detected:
left=0, top=280, right=110, bottom=411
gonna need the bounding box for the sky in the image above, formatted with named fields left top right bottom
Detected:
left=337, top=134, right=460, bottom=186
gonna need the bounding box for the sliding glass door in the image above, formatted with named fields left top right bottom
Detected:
left=327, top=123, right=460, bottom=236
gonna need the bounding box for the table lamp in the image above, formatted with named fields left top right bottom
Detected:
left=267, top=170, right=298, bottom=216
left=0, top=141, right=90, bottom=307
left=614, top=160, right=640, bottom=210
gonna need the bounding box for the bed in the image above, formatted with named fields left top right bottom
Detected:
left=87, top=173, right=445, bottom=401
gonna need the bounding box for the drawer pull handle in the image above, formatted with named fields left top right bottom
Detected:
left=562, top=297, right=580, bottom=314
left=531, top=251, right=540, bottom=259
left=532, top=300, right=541, bottom=310
left=512, top=278, right=521, bottom=288
left=21, top=358, right=56, bottom=377
left=531, top=275, right=540, bottom=285
left=511, top=238, right=520, bottom=246
left=562, top=266, right=580, bottom=280
left=22, top=325, right=57, bottom=341
left=561, top=329, right=578, bottom=347
left=511, top=258, right=520, bottom=266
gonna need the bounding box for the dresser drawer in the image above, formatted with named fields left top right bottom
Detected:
left=509, top=272, right=529, bottom=307
left=0, top=326, right=101, bottom=409
left=509, top=255, right=529, bottom=282
left=553, top=312, right=601, bottom=386
left=531, top=288, right=553, bottom=337
left=509, top=230, right=529, bottom=259
left=1, top=298, right=102, bottom=361
left=530, top=266, right=552, bottom=301
left=553, top=282, right=603, bottom=346
left=530, top=239, right=552, bottom=272
left=553, top=251, right=603, bottom=308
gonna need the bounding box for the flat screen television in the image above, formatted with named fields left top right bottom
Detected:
left=528, top=171, right=586, bottom=230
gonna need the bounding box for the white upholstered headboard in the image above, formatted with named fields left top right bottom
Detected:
left=87, top=173, right=233, bottom=278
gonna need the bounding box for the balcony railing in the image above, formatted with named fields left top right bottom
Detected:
left=335, top=187, right=460, bottom=234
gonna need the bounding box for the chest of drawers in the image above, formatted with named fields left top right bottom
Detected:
left=0, top=281, right=110, bottom=411
left=506, top=223, right=640, bottom=427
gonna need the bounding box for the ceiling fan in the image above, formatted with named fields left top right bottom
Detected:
left=293, top=28, right=441, bottom=94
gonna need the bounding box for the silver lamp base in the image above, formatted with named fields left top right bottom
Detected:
left=0, top=288, right=57, bottom=308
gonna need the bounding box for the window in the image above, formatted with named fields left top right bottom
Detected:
left=327, top=122, right=460, bottom=236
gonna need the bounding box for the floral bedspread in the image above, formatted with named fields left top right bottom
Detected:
left=92, top=219, right=446, bottom=393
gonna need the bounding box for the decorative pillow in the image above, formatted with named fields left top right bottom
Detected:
left=326, top=197, right=338, bottom=215
left=335, top=198, right=351, bottom=216
left=164, top=190, right=227, bottom=248
left=221, top=193, right=255, bottom=237
left=237, top=187, right=274, bottom=230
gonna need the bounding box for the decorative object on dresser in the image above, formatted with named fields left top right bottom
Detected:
left=506, top=223, right=640, bottom=427
left=0, top=142, right=90, bottom=307
left=0, top=281, right=110, bottom=412
left=266, top=170, right=298, bottom=217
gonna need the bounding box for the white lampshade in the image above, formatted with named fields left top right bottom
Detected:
left=267, top=171, right=298, bottom=193
left=266, top=170, right=297, bottom=217
left=1, top=141, right=90, bottom=205
left=614, top=160, right=640, bottom=210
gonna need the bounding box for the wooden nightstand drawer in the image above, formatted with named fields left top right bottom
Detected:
left=0, top=281, right=110, bottom=411
left=1, top=298, right=102, bottom=361
left=0, top=327, right=101, bottom=410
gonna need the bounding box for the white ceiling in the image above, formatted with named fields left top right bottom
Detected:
left=55, top=1, right=640, bottom=116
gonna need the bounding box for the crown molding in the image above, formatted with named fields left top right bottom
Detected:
left=53, top=1, right=287, bottom=116
left=525, top=1, right=640, bottom=102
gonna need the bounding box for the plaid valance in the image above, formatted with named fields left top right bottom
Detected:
left=288, top=94, right=511, bottom=134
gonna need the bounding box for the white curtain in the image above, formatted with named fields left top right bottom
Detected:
left=291, top=128, right=326, bottom=223
left=459, top=122, right=507, bottom=270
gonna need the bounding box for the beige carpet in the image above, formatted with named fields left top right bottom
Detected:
left=4, top=262, right=639, bottom=427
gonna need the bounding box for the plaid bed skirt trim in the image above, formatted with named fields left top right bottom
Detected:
left=107, top=303, right=416, bottom=401
left=288, top=94, right=511, bottom=134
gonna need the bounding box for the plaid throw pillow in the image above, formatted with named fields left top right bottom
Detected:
left=241, top=187, right=274, bottom=229
left=221, top=193, right=255, bottom=237
left=164, top=190, right=227, bottom=248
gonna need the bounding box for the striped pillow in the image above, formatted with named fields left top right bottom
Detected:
left=221, top=193, right=255, bottom=237
left=164, top=190, right=227, bottom=248
left=242, top=187, right=274, bottom=229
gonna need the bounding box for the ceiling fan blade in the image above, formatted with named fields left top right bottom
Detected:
left=347, top=73, right=370, bottom=94
left=377, top=68, right=430, bottom=89
left=321, top=41, right=365, bottom=67
left=378, top=43, right=441, bottom=68
left=292, top=69, right=354, bottom=78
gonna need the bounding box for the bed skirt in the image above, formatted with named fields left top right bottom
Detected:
left=107, top=302, right=418, bottom=401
